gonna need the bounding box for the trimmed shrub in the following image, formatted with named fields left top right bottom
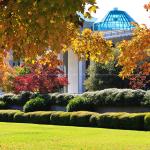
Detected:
left=0, top=91, right=33, bottom=106
left=13, top=112, right=28, bottom=123
left=51, top=93, right=77, bottom=106
left=17, top=91, right=33, bottom=106
left=144, top=113, right=150, bottom=130
left=119, top=113, right=145, bottom=130
left=0, top=93, right=16, bottom=105
left=50, top=112, right=71, bottom=125
left=89, top=114, right=99, bottom=127
left=28, top=111, right=54, bottom=124
left=0, top=110, right=149, bottom=131
left=23, top=97, right=51, bottom=112
left=143, top=90, right=150, bottom=106
left=0, top=101, right=7, bottom=109
left=0, top=110, right=20, bottom=122
left=70, top=111, right=95, bottom=127
left=14, top=111, right=53, bottom=124
left=67, top=97, right=94, bottom=112
left=67, top=89, right=147, bottom=112
left=97, top=113, right=145, bottom=130
left=97, top=113, right=124, bottom=129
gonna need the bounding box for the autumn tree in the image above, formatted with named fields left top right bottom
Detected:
left=70, top=29, right=114, bottom=63
left=0, top=0, right=150, bottom=91
left=0, top=0, right=100, bottom=90
left=14, top=51, right=68, bottom=93
left=0, top=0, right=98, bottom=59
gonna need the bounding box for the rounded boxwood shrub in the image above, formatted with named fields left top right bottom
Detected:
left=14, top=111, right=53, bottom=124
left=50, top=112, right=71, bottom=125
left=0, top=101, right=7, bottom=109
left=27, top=111, right=53, bottom=124
left=13, top=112, right=28, bottom=123
left=89, top=114, right=99, bottom=127
left=0, top=110, right=20, bottom=122
left=97, top=113, right=124, bottom=129
left=0, top=93, right=16, bottom=105
left=143, top=90, right=150, bottom=106
left=67, top=97, right=94, bottom=112
left=97, top=113, right=145, bottom=130
left=23, top=97, right=51, bottom=112
left=118, top=113, right=145, bottom=130
left=144, top=113, right=150, bottom=130
left=17, top=91, right=33, bottom=106
left=70, top=111, right=94, bottom=126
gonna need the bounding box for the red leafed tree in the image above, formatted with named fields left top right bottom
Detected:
left=14, top=52, right=68, bottom=94
left=129, top=65, right=150, bottom=90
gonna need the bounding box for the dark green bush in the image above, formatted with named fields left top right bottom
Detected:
left=13, top=112, right=29, bottom=123
left=70, top=111, right=95, bottom=127
left=67, top=97, right=94, bottom=112
left=0, top=110, right=149, bottom=131
left=0, top=101, right=7, bottom=109
left=67, top=89, right=147, bottom=112
left=97, top=113, right=124, bottom=129
left=23, top=97, right=51, bottom=112
left=89, top=114, right=99, bottom=127
left=143, top=90, right=150, bottom=106
left=84, top=62, right=129, bottom=91
left=0, top=110, right=20, bottom=122
left=28, top=111, right=54, bottom=124
left=14, top=111, right=53, bottom=124
left=17, top=91, right=33, bottom=106
left=51, top=93, right=77, bottom=106
left=0, top=91, right=33, bottom=106
left=50, top=112, right=71, bottom=125
left=144, top=113, right=150, bottom=130
left=0, top=93, right=16, bottom=105
left=96, top=113, right=145, bottom=130
left=119, top=113, right=145, bottom=130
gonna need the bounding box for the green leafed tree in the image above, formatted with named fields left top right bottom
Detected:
left=84, top=62, right=129, bottom=91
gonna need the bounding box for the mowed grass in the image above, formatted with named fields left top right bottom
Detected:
left=0, top=123, right=150, bottom=150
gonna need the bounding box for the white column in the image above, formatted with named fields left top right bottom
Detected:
left=68, top=50, right=79, bottom=93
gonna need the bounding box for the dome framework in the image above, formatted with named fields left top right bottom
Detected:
left=94, top=8, right=136, bottom=31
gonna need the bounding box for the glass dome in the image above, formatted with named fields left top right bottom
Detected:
left=94, top=8, right=136, bottom=31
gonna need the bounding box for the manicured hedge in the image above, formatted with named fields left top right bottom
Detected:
left=0, top=91, right=33, bottom=106
left=67, top=89, right=149, bottom=112
left=0, top=110, right=20, bottom=122
left=50, top=112, right=71, bottom=125
left=0, top=89, right=149, bottom=113
left=14, top=111, right=54, bottom=124
left=23, top=97, right=52, bottom=112
left=144, top=113, right=150, bottom=130
left=0, top=101, right=7, bottom=109
left=0, top=110, right=150, bottom=131
left=0, top=92, right=77, bottom=109
left=66, top=96, right=94, bottom=112
left=97, top=113, right=145, bottom=130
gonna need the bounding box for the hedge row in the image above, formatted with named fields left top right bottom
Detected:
left=1, top=110, right=150, bottom=131
left=0, top=91, right=77, bottom=108
left=0, top=89, right=149, bottom=113
left=67, top=89, right=150, bottom=112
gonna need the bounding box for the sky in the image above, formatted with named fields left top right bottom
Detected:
left=90, top=0, right=150, bottom=27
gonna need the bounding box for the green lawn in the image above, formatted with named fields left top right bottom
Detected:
left=0, top=123, right=150, bottom=150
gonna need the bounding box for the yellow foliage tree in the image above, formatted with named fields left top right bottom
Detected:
left=118, top=25, right=150, bottom=78
left=70, top=29, right=114, bottom=64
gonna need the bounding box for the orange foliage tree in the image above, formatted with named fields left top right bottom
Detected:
left=0, top=1, right=150, bottom=91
